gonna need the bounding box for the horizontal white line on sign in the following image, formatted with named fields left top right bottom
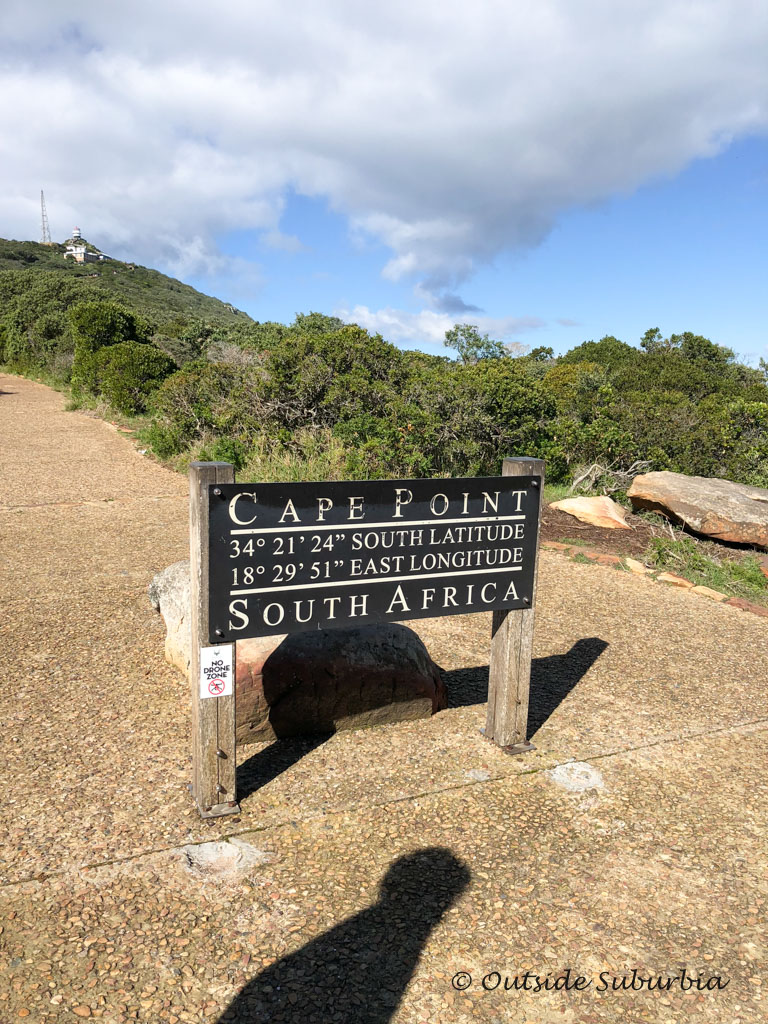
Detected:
left=230, top=514, right=526, bottom=535
left=230, top=565, right=522, bottom=596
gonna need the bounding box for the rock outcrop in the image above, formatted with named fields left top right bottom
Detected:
left=627, top=471, right=768, bottom=548
left=548, top=495, right=631, bottom=530
left=149, top=560, right=191, bottom=675
left=149, top=561, right=447, bottom=742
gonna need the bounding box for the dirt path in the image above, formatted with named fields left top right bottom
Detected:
left=1, top=372, right=767, bottom=1023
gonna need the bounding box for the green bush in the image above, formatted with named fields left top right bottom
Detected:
left=196, top=435, right=249, bottom=471
left=147, top=361, right=249, bottom=456
left=70, top=300, right=152, bottom=397
left=137, top=318, right=768, bottom=490
left=69, top=300, right=147, bottom=355
left=9, top=255, right=768, bottom=499
left=92, top=342, right=176, bottom=414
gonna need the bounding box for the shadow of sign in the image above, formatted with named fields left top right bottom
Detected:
left=442, top=637, right=609, bottom=731
left=237, top=733, right=332, bottom=801
left=216, top=847, right=470, bottom=1023
left=237, top=638, right=609, bottom=799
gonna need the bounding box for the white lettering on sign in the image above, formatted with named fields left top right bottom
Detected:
left=211, top=475, right=541, bottom=640
left=228, top=492, right=258, bottom=526
left=200, top=644, right=234, bottom=700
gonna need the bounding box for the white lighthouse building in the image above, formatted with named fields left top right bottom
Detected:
left=63, top=225, right=112, bottom=264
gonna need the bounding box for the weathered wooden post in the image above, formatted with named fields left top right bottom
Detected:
left=485, top=456, right=545, bottom=753
left=189, top=461, right=240, bottom=817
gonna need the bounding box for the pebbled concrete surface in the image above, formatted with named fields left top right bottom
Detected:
left=1, top=372, right=767, bottom=1023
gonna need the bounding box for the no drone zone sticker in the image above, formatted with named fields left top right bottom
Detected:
left=199, top=643, right=234, bottom=700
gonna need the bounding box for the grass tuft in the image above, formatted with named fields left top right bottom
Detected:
left=644, top=536, right=768, bottom=603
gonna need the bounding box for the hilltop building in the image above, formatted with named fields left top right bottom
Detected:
left=64, top=226, right=113, bottom=264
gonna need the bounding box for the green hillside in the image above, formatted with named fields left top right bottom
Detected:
left=0, top=237, right=248, bottom=324
left=3, top=234, right=768, bottom=501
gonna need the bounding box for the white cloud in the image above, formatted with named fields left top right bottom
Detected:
left=1, top=1, right=767, bottom=296
left=337, top=304, right=543, bottom=350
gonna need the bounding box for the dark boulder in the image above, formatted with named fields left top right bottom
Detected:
left=149, top=561, right=447, bottom=742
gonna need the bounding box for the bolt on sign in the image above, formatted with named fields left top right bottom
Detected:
left=208, top=477, right=540, bottom=641
left=189, top=458, right=544, bottom=818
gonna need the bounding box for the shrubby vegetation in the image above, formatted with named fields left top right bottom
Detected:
left=144, top=316, right=768, bottom=486
left=3, top=238, right=768, bottom=487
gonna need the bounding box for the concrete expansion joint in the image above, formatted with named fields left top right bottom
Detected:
left=3, top=714, right=767, bottom=893
left=0, top=494, right=184, bottom=511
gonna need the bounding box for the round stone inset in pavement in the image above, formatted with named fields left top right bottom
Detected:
left=546, top=761, right=604, bottom=792
left=180, top=837, right=273, bottom=878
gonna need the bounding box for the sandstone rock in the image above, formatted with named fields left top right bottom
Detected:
left=656, top=572, right=693, bottom=588
left=236, top=624, right=446, bottom=742
left=628, top=471, right=768, bottom=548
left=542, top=541, right=574, bottom=552
left=148, top=560, right=191, bottom=675
left=149, top=562, right=447, bottom=741
left=548, top=495, right=631, bottom=530
left=691, top=585, right=728, bottom=602
left=624, top=557, right=650, bottom=575
left=594, top=552, right=621, bottom=566
left=728, top=597, right=768, bottom=618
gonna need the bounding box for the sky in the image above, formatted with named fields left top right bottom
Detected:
left=1, top=1, right=767, bottom=360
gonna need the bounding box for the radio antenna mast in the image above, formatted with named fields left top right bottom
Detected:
left=40, top=190, right=52, bottom=245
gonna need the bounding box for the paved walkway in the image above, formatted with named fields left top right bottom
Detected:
left=1, top=372, right=767, bottom=1023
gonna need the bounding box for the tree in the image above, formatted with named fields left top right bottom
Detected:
left=641, top=327, right=734, bottom=365
left=559, top=335, right=636, bottom=369
left=527, top=345, right=555, bottom=362
left=674, top=331, right=734, bottom=366
left=444, top=323, right=507, bottom=364
left=640, top=327, right=665, bottom=352
left=292, top=312, right=346, bottom=336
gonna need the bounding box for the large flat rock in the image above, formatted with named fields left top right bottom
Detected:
left=549, top=495, right=631, bottom=529
left=628, top=470, right=768, bottom=547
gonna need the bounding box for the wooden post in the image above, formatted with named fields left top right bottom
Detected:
left=189, top=461, right=240, bottom=817
left=485, top=456, right=545, bottom=753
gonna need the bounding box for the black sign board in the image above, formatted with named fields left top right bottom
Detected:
left=208, top=475, right=541, bottom=641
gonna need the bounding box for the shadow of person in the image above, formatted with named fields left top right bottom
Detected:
left=217, top=847, right=470, bottom=1023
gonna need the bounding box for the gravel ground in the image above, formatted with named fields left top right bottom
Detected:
left=1, top=372, right=767, bottom=1023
